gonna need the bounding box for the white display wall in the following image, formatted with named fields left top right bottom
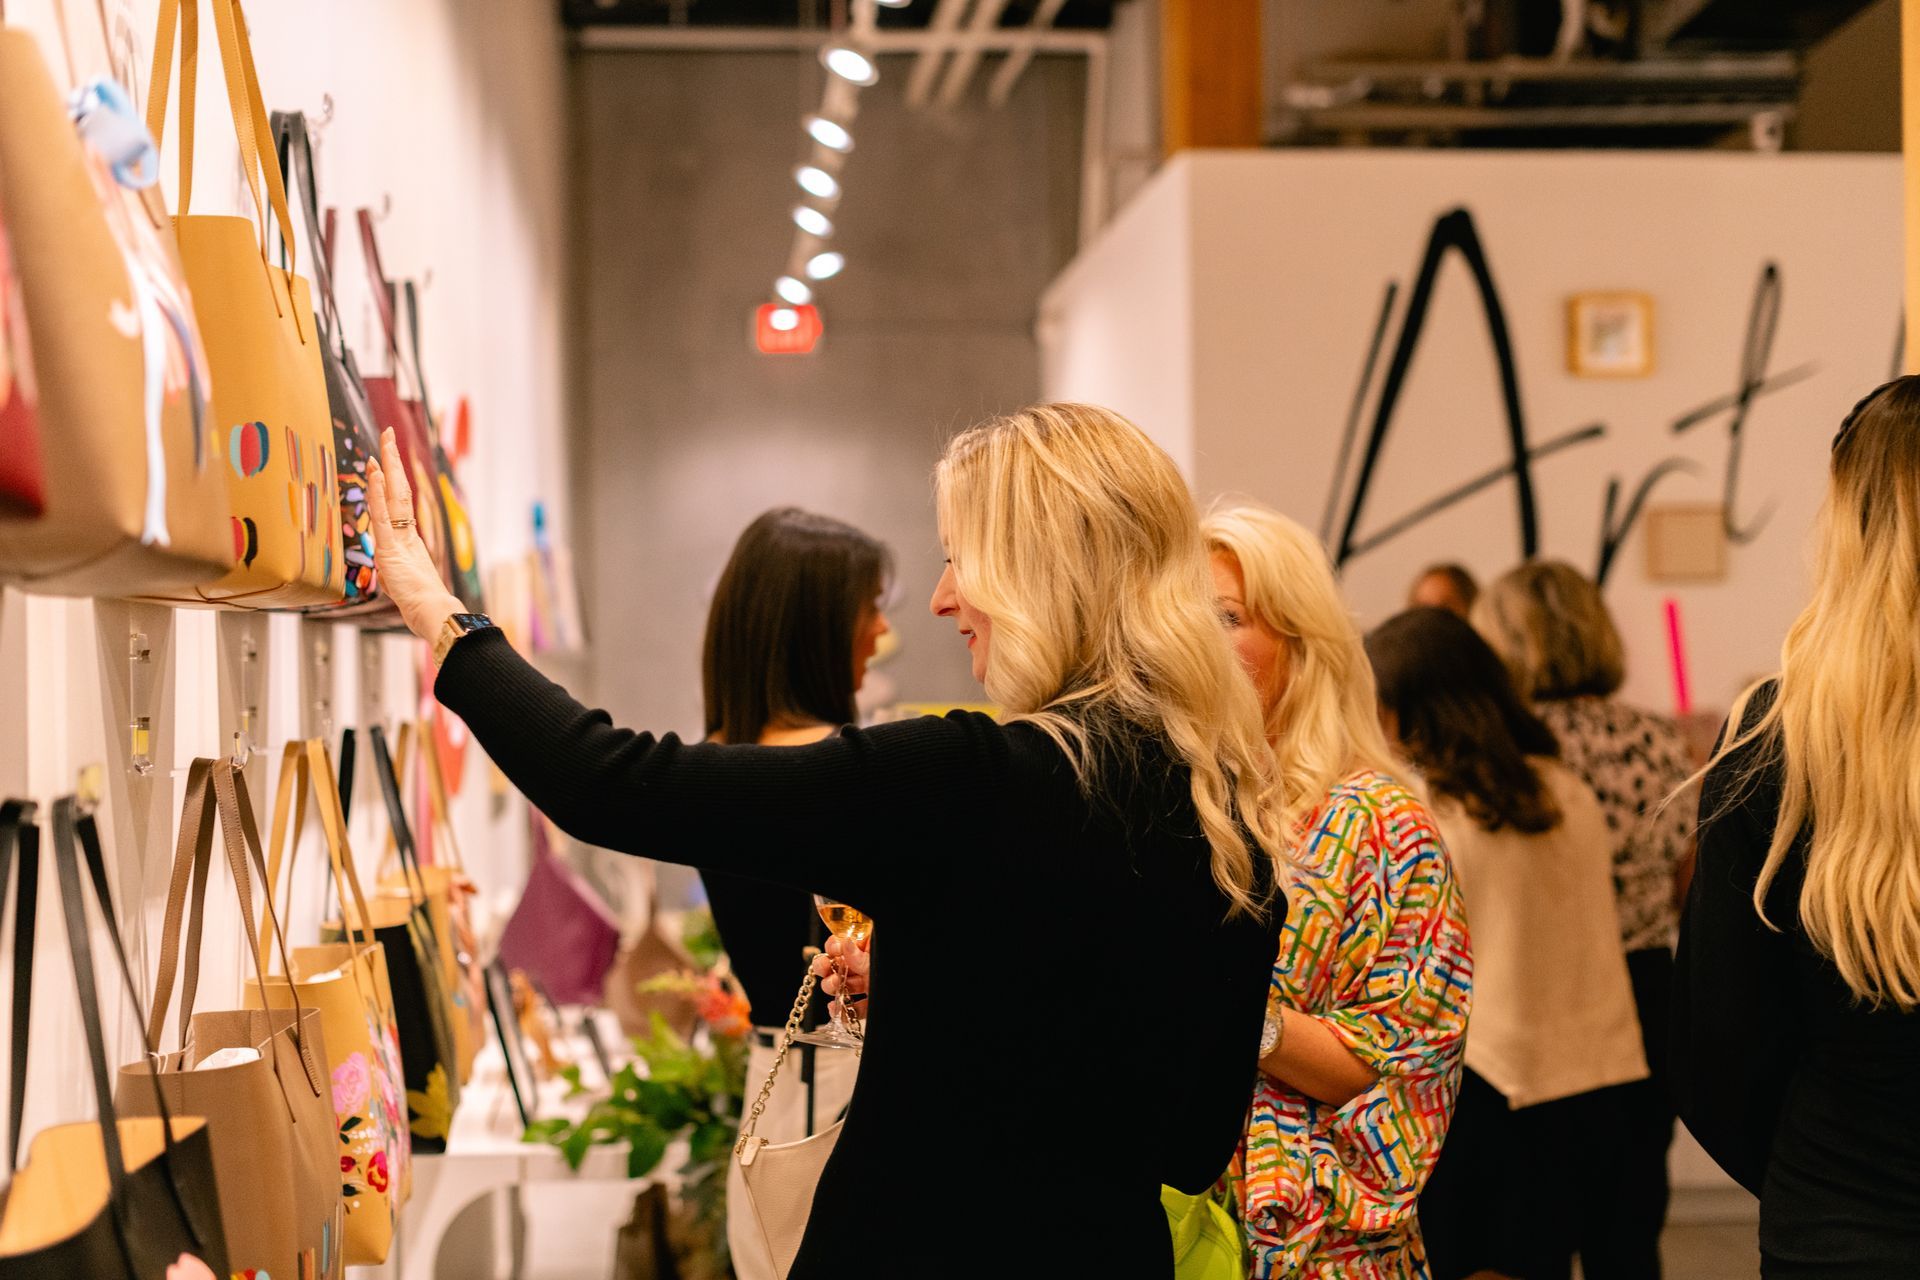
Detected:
left=0, top=0, right=571, bottom=1244
left=1043, top=148, right=1903, bottom=1208
left=1043, top=149, right=1902, bottom=718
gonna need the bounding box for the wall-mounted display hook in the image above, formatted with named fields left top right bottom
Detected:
left=302, top=620, right=335, bottom=744
left=76, top=763, right=104, bottom=815
left=127, top=625, right=154, bottom=776
left=216, top=613, right=270, bottom=783
left=232, top=631, right=257, bottom=768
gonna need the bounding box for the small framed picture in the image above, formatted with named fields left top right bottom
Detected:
left=1567, top=292, right=1655, bottom=378
left=1645, top=504, right=1727, bottom=582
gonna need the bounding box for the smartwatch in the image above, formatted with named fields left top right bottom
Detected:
left=434, top=612, right=495, bottom=667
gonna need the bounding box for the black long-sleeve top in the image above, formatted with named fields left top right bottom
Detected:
left=1673, top=682, right=1920, bottom=1276
left=698, top=866, right=828, bottom=1030
left=437, top=628, right=1282, bottom=1278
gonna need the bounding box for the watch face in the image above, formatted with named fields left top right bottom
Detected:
left=453, top=614, right=492, bottom=631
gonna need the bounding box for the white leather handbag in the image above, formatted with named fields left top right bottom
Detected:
left=733, top=969, right=849, bottom=1277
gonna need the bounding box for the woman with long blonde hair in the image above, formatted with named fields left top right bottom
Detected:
left=1205, top=504, right=1470, bottom=1279
left=1675, top=376, right=1920, bottom=1278
left=365, top=404, right=1289, bottom=1278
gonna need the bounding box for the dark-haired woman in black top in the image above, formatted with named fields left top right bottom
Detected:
left=696, top=507, right=891, bottom=1280
left=1368, top=608, right=1648, bottom=1280
left=367, top=403, right=1292, bottom=1278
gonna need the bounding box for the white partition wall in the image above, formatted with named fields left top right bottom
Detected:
left=1042, top=150, right=1902, bottom=716
left=0, top=2, right=572, bottom=1249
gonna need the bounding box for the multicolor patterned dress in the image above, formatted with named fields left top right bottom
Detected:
left=1235, top=771, right=1473, bottom=1279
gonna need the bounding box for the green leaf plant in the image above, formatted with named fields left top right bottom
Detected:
left=523, top=969, right=751, bottom=1279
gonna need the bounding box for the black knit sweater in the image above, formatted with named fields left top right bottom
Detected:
left=437, top=628, right=1282, bottom=1278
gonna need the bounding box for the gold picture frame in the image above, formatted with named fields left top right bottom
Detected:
left=1567, top=292, right=1656, bottom=378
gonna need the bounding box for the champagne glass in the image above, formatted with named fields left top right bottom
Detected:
left=793, top=894, right=871, bottom=1049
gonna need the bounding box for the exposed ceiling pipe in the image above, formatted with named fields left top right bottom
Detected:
left=987, top=0, right=1067, bottom=106
left=905, top=0, right=974, bottom=108
left=935, top=0, right=1014, bottom=107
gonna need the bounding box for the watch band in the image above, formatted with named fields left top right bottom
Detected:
left=434, top=613, right=494, bottom=667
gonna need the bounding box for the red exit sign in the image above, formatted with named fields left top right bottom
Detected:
left=754, top=303, right=823, bottom=355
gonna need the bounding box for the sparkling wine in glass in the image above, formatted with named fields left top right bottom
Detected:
left=794, top=894, right=870, bottom=1049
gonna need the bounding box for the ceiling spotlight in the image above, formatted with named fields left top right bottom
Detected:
left=775, top=275, right=814, bottom=305
left=768, top=307, right=801, bottom=333
left=796, top=165, right=841, bottom=201
left=821, top=44, right=878, bottom=87
left=805, top=114, right=854, bottom=153
left=793, top=206, right=833, bottom=237
left=805, top=251, right=845, bottom=281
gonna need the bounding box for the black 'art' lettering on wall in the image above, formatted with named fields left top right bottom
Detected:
left=1333, top=209, right=1542, bottom=569
left=1324, top=210, right=1824, bottom=588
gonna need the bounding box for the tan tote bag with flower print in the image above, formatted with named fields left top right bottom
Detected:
left=115, top=758, right=341, bottom=1279
left=245, top=740, right=412, bottom=1265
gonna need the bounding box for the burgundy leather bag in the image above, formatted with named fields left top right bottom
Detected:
left=0, top=189, right=43, bottom=518
left=497, top=811, right=622, bottom=1007
left=331, top=206, right=453, bottom=588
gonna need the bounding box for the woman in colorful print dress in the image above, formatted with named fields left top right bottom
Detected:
left=1204, top=504, right=1472, bottom=1279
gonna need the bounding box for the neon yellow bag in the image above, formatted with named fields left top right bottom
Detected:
left=1161, top=1186, right=1245, bottom=1280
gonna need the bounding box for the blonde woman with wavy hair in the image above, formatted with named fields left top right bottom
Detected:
left=1675, top=375, right=1920, bottom=1279
left=364, top=405, right=1288, bottom=1279
left=1204, top=504, right=1470, bottom=1279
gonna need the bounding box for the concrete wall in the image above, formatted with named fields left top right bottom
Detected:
left=571, top=49, right=1086, bottom=741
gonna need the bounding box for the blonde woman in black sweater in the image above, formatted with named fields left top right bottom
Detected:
left=367, top=404, right=1290, bottom=1278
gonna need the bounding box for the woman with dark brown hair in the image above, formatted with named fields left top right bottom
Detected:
left=697, top=507, right=891, bottom=1280
left=1367, top=608, right=1646, bottom=1280
left=1474, top=560, right=1694, bottom=1277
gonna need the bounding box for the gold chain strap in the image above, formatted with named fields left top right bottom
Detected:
left=734, top=964, right=827, bottom=1158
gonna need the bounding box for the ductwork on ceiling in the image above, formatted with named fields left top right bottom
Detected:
left=1282, top=0, right=1882, bottom=149
left=561, top=0, right=1114, bottom=30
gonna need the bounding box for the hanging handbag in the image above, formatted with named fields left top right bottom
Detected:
left=246, top=739, right=411, bottom=1265
left=412, top=718, right=489, bottom=1073
left=732, top=968, right=843, bottom=1280
left=0, top=11, right=232, bottom=597
left=368, top=723, right=483, bottom=1085
left=271, top=110, right=395, bottom=620
left=335, top=728, right=462, bottom=1150
left=350, top=207, right=454, bottom=587
left=115, top=758, right=342, bottom=1279
left=0, top=798, right=230, bottom=1277
left=400, top=282, right=485, bottom=610
left=502, top=808, right=623, bottom=1009
left=142, top=0, right=343, bottom=607
left=0, top=193, right=41, bottom=518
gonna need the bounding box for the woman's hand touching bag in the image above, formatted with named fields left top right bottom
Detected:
left=366, top=428, right=462, bottom=644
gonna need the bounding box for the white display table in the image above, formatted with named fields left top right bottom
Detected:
left=389, top=1012, right=654, bottom=1280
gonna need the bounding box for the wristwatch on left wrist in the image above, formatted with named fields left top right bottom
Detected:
left=1259, top=1005, right=1285, bottom=1059
left=433, top=612, right=495, bottom=667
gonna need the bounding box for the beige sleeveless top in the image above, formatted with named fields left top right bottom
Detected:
left=1422, top=759, right=1649, bottom=1109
